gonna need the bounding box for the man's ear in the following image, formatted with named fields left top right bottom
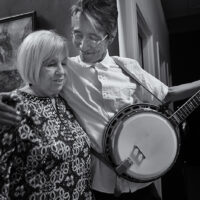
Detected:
left=108, top=37, right=114, bottom=45
left=108, top=28, right=118, bottom=45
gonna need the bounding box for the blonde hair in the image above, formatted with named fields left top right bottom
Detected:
left=17, top=30, right=68, bottom=85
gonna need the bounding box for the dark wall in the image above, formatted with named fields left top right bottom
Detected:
left=0, top=0, right=119, bottom=57
left=162, top=29, right=200, bottom=200
left=170, top=30, right=200, bottom=165
left=0, top=0, right=76, bottom=56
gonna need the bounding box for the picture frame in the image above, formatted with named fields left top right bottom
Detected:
left=0, top=11, right=36, bottom=92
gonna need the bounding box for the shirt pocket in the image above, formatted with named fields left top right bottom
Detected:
left=114, top=85, right=136, bottom=110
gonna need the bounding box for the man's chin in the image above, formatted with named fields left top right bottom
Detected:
left=80, top=54, right=96, bottom=63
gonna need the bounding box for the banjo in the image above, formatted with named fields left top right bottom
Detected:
left=103, top=90, right=200, bottom=183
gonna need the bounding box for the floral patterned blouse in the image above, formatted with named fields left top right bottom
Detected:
left=0, top=91, right=93, bottom=200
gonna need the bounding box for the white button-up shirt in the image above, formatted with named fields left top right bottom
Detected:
left=61, top=52, right=168, bottom=193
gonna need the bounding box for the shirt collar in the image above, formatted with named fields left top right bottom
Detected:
left=77, top=56, right=92, bottom=68
left=100, top=51, right=116, bottom=69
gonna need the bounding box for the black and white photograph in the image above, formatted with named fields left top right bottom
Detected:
left=0, top=0, right=200, bottom=200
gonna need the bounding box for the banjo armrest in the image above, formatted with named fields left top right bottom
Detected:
left=115, top=158, right=133, bottom=175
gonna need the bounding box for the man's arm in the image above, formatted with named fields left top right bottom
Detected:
left=164, top=80, right=200, bottom=103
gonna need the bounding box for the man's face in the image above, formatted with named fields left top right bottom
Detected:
left=72, top=13, right=109, bottom=64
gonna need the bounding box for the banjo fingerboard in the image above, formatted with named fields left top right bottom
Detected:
left=169, top=90, right=200, bottom=125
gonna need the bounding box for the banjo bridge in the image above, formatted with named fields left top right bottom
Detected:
left=130, top=145, right=146, bottom=165
left=115, top=145, right=146, bottom=175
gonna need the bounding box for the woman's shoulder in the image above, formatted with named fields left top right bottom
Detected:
left=9, top=89, right=43, bottom=116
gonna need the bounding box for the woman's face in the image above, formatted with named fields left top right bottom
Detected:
left=72, top=13, right=109, bottom=64
left=33, top=52, right=67, bottom=97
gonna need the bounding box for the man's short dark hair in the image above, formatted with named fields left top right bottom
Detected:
left=71, top=0, right=118, bottom=39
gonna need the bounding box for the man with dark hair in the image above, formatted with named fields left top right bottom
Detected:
left=60, top=1, right=200, bottom=199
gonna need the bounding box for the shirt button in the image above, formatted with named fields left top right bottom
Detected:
left=102, top=92, right=107, bottom=97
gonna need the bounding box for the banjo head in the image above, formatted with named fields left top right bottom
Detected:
left=103, top=104, right=180, bottom=182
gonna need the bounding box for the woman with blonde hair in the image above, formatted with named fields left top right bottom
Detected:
left=0, top=30, right=93, bottom=200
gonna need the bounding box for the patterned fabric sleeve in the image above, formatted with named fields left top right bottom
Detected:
left=0, top=124, right=17, bottom=200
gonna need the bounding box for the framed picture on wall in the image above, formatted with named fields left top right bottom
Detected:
left=0, top=11, right=36, bottom=92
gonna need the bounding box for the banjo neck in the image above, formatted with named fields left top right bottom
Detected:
left=169, top=90, right=200, bottom=126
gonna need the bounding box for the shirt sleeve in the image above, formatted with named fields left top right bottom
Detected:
left=0, top=125, right=17, bottom=199
left=113, top=56, right=169, bottom=105
left=126, top=59, right=169, bottom=105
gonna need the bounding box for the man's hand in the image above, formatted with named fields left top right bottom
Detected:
left=0, top=93, right=21, bottom=125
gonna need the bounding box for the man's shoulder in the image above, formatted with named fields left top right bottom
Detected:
left=69, top=56, right=78, bottom=62
left=67, top=56, right=81, bottom=69
left=112, top=56, right=141, bottom=69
